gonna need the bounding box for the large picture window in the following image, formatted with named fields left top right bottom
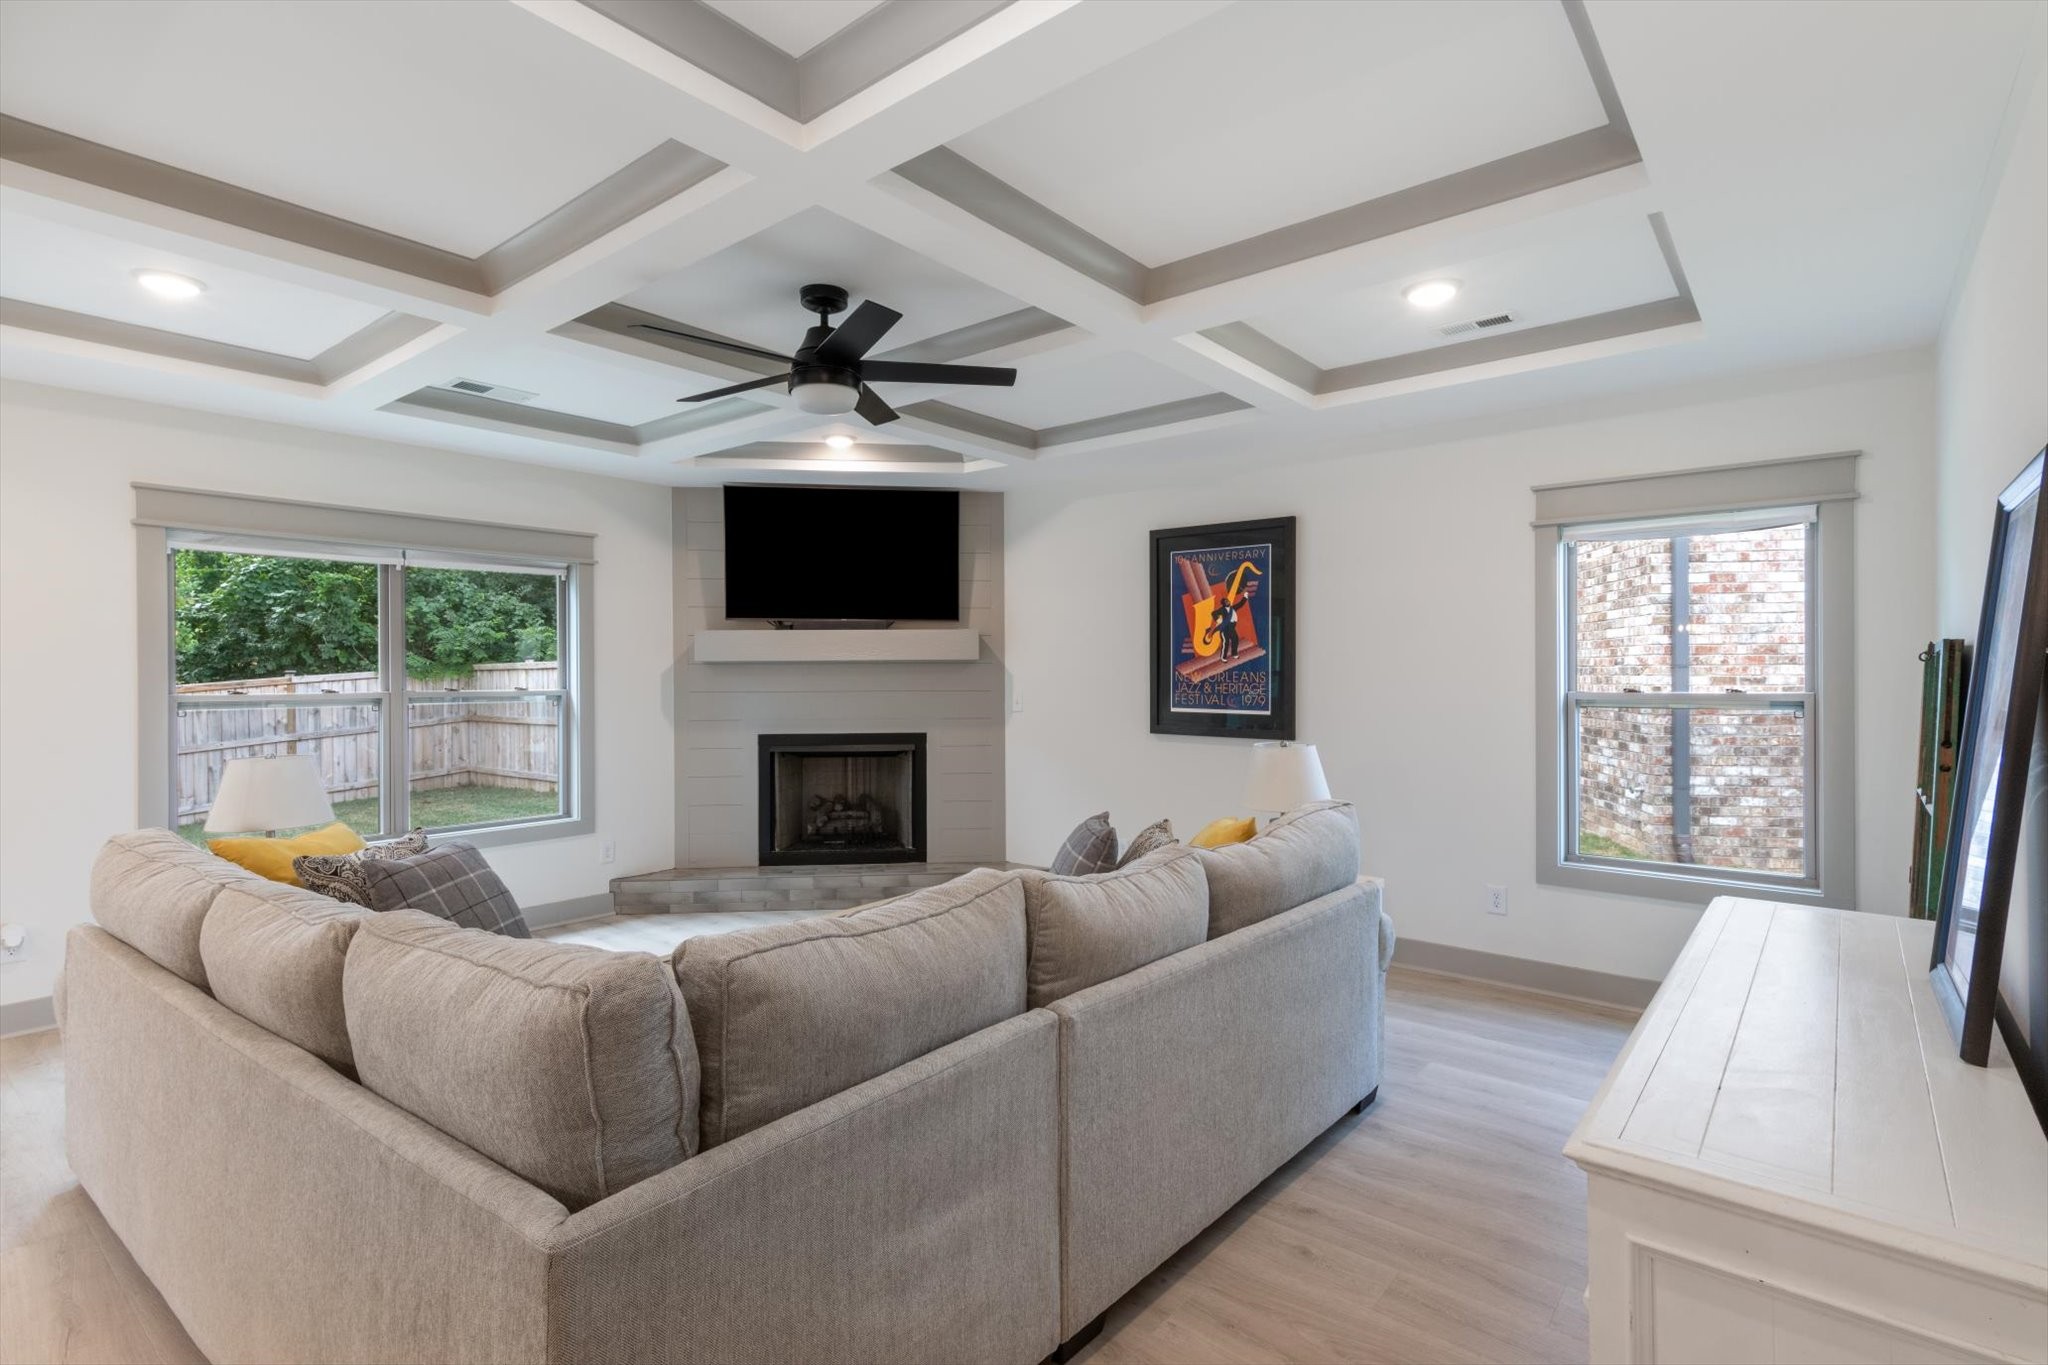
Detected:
left=137, top=487, right=594, bottom=846
left=1533, top=454, right=1857, bottom=904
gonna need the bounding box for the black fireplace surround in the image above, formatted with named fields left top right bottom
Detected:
left=757, top=732, right=928, bottom=866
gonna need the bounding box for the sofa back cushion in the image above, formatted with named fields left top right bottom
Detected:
left=674, top=868, right=1027, bottom=1149
left=90, top=828, right=266, bottom=990
left=344, top=910, right=698, bottom=1211
left=1020, top=847, right=1208, bottom=1008
left=1198, top=801, right=1361, bottom=938
left=200, top=880, right=367, bottom=1069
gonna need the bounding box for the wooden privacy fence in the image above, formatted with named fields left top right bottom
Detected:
left=174, top=663, right=560, bottom=820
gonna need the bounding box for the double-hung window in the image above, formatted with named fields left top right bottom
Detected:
left=137, top=487, right=594, bottom=847
left=1535, top=455, right=1858, bottom=903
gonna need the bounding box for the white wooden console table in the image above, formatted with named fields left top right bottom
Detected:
left=1567, top=897, right=2048, bottom=1364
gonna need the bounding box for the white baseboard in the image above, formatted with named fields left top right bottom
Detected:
left=523, top=892, right=615, bottom=930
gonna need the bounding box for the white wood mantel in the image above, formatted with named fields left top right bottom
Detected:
left=1567, top=897, right=2048, bottom=1365
left=691, top=628, right=982, bottom=664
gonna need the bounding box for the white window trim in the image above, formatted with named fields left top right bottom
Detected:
left=136, top=486, right=596, bottom=848
left=1532, top=453, right=1859, bottom=906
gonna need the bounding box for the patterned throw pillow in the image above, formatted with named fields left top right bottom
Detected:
left=1116, top=818, right=1176, bottom=868
left=1049, top=812, right=1119, bottom=876
left=356, top=843, right=530, bottom=938
left=294, top=829, right=431, bottom=906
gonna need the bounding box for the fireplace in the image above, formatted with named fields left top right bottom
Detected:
left=758, top=732, right=927, bottom=865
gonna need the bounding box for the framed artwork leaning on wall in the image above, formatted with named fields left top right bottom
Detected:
left=1930, top=447, right=2047, bottom=1096
left=1150, top=516, right=1296, bottom=740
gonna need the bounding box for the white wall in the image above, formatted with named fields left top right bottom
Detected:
left=0, top=381, right=676, bottom=1007
left=1934, top=54, right=2047, bottom=1067
left=1006, top=358, right=1936, bottom=984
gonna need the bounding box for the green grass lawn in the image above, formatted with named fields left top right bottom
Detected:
left=179, top=784, right=559, bottom=846
left=1577, top=831, right=1649, bottom=861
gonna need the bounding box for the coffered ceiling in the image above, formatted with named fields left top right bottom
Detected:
left=0, top=0, right=2039, bottom=487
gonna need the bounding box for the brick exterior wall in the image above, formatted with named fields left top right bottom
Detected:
left=1572, top=525, right=1807, bottom=874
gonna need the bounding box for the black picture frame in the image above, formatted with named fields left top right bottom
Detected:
left=1149, top=516, right=1296, bottom=740
left=1929, top=448, right=2048, bottom=1078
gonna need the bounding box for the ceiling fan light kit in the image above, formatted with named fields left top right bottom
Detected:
left=629, top=282, right=1018, bottom=427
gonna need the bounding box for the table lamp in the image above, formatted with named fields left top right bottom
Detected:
left=204, top=755, right=336, bottom=837
left=1245, top=741, right=1330, bottom=825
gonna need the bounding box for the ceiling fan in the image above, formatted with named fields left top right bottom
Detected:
left=629, top=284, right=1016, bottom=426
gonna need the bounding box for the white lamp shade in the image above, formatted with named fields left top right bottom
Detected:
left=1244, top=742, right=1331, bottom=814
left=204, top=755, right=336, bottom=833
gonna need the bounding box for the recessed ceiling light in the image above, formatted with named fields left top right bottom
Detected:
left=1403, top=279, right=1459, bottom=310
left=824, top=434, right=855, bottom=450
left=133, top=269, right=207, bottom=301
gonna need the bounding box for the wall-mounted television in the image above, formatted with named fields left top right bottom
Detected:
left=722, top=485, right=960, bottom=623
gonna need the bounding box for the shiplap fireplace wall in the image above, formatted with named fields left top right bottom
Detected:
left=670, top=489, right=1005, bottom=868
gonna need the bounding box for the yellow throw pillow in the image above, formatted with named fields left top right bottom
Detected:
left=209, top=821, right=366, bottom=885
left=1189, top=815, right=1257, bottom=849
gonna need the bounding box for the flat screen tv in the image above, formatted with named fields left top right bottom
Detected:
left=722, top=485, right=960, bottom=622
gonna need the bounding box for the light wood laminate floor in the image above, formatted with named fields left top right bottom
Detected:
left=0, top=961, right=1632, bottom=1365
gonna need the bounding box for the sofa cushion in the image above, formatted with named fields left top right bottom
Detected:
left=90, top=828, right=264, bottom=990
left=674, top=867, right=1027, bottom=1149
left=1021, top=846, right=1208, bottom=1008
left=357, top=843, right=529, bottom=937
left=292, top=829, right=430, bottom=906
left=1049, top=811, right=1119, bottom=875
left=344, top=910, right=697, bottom=1211
left=1198, top=801, right=1361, bottom=939
left=200, top=880, right=367, bottom=1069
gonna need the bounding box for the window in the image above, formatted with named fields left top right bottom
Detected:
left=137, top=487, right=594, bottom=847
left=1534, top=455, right=1857, bottom=903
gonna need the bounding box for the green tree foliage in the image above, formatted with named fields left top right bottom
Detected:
left=402, top=567, right=557, bottom=680
left=174, top=552, right=557, bottom=684
left=174, top=552, right=378, bottom=682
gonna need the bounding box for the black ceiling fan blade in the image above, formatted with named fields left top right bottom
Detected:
left=858, top=361, right=1017, bottom=388
left=678, top=374, right=789, bottom=402
left=815, top=301, right=903, bottom=366
left=629, top=322, right=793, bottom=366
left=855, top=384, right=900, bottom=426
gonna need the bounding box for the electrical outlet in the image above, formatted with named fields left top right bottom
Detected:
left=1485, top=885, right=1508, bottom=916
left=599, top=839, right=616, bottom=865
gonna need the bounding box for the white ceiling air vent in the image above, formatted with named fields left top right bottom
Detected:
left=1438, top=312, right=1518, bottom=338
left=442, top=378, right=539, bottom=403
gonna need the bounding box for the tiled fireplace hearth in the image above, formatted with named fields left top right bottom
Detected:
left=609, top=726, right=1027, bottom=917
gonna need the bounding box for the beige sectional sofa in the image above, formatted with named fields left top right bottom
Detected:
left=60, top=802, right=1393, bottom=1365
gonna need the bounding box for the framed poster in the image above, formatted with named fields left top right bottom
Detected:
left=1929, top=447, right=2047, bottom=1075
left=1150, top=516, right=1295, bottom=739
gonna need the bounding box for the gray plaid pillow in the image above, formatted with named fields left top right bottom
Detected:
left=358, top=843, right=530, bottom=938
left=1050, top=812, right=1119, bottom=876
left=1116, top=818, right=1176, bottom=868
left=294, top=829, right=430, bottom=906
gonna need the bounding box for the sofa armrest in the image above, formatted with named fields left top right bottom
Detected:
left=539, top=1010, right=1061, bottom=1365
left=62, top=925, right=566, bottom=1365
left=1048, top=882, right=1383, bottom=1337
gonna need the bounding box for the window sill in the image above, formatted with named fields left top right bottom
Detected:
left=1538, top=858, right=1835, bottom=906
left=426, top=814, right=592, bottom=851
